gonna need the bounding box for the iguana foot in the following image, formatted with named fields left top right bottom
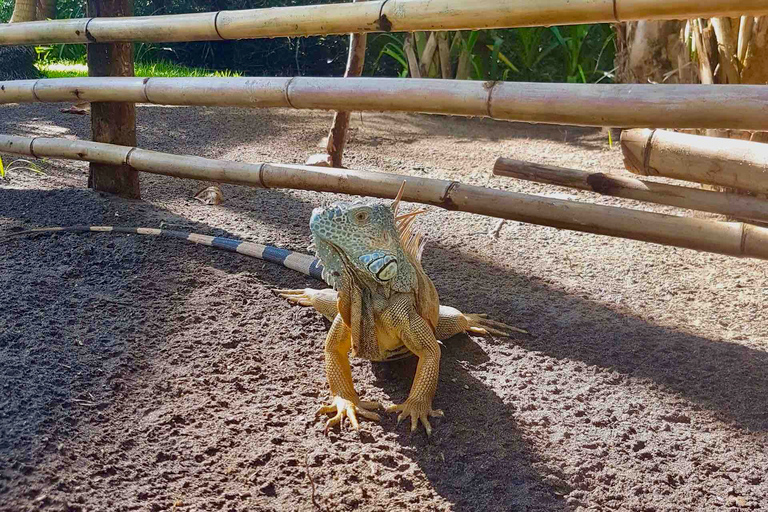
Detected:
left=464, top=313, right=528, bottom=337
left=276, top=288, right=339, bottom=321
left=317, top=396, right=382, bottom=432
left=387, top=400, right=444, bottom=436
left=276, top=288, right=320, bottom=307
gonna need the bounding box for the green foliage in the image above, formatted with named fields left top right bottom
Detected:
left=550, top=24, right=615, bottom=83
left=37, top=59, right=241, bottom=78
left=373, top=25, right=615, bottom=83
left=0, top=156, right=46, bottom=179
left=0, top=1, right=13, bottom=23
left=370, top=34, right=409, bottom=78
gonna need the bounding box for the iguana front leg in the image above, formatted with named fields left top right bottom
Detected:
left=279, top=289, right=525, bottom=338
left=316, top=314, right=382, bottom=432
left=276, top=288, right=338, bottom=321
left=383, top=298, right=445, bottom=435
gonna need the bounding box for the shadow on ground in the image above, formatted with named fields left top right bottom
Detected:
left=3, top=179, right=767, bottom=509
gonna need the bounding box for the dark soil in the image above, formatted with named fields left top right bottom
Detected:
left=1, top=104, right=767, bottom=512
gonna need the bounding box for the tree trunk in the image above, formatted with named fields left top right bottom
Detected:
left=403, top=33, right=421, bottom=78
left=437, top=32, right=452, bottom=79
left=615, top=20, right=692, bottom=84
left=2, top=1, right=41, bottom=81
left=10, top=0, right=36, bottom=22
left=36, top=0, right=56, bottom=20
left=86, top=0, right=140, bottom=199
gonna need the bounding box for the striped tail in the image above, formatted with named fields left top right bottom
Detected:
left=0, top=226, right=325, bottom=280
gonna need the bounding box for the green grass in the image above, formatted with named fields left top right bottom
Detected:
left=36, top=59, right=242, bottom=78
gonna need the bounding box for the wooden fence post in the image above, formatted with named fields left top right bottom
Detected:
left=86, top=0, right=140, bottom=198
left=306, top=0, right=368, bottom=169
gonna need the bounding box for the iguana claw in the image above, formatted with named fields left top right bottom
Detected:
left=387, top=401, right=444, bottom=436
left=464, top=313, right=528, bottom=337
left=317, top=396, right=381, bottom=433
left=275, top=288, right=317, bottom=306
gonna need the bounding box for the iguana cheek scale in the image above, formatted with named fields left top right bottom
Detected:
left=1, top=186, right=524, bottom=435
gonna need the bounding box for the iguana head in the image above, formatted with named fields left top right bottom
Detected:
left=309, top=186, right=424, bottom=292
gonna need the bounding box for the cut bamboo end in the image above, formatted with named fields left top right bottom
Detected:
left=493, top=157, right=768, bottom=223
left=3, top=78, right=768, bottom=130
left=621, top=129, right=768, bottom=195
left=2, top=133, right=768, bottom=261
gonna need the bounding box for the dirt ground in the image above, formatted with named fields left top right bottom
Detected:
left=1, top=103, right=767, bottom=512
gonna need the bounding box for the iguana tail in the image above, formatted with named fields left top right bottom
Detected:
left=0, top=226, right=325, bottom=280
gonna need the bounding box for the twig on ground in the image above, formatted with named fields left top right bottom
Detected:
left=489, top=219, right=505, bottom=238
left=305, top=452, right=323, bottom=511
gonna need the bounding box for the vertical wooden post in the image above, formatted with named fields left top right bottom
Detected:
left=322, top=0, right=368, bottom=168
left=86, top=0, right=140, bottom=199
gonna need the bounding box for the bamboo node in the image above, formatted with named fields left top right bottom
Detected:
left=585, top=173, right=617, bottom=195
left=284, top=77, right=297, bottom=109
left=377, top=0, right=392, bottom=31
left=28, top=137, right=41, bottom=159
left=83, top=18, right=97, bottom=43
left=484, top=81, right=500, bottom=119
left=740, top=224, right=748, bottom=254
left=441, top=181, right=460, bottom=210
left=642, top=129, right=657, bottom=176
left=124, top=146, right=138, bottom=167
left=377, top=14, right=392, bottom=32
left=31, top=80, right=42, bottom=102
left=212, top=11, right=226, bottom=40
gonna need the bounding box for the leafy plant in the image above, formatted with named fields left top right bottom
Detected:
left=370, top=34, right=409, bottom=78
left=550, top=24, right=615, bottom=83
left=0, top=156, right=46, bottom=179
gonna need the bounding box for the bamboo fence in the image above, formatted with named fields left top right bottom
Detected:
left=3, top=78, right=768, bottom=130
left=1, top=0, right=767, bottom=45
left=493, top=157, right=768, bottom=223
left=1, top=133, right=767, bottom=260
left=622, top=129, right=768, bottom=194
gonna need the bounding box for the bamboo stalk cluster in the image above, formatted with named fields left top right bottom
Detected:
left=1, top=0, right=767, bottom=45
left=2, top=133, right=768, bottom=261
left=2, top=77, right=768, bottom=130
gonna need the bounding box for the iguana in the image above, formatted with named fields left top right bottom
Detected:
left=1, top=186, right=521, bottom=435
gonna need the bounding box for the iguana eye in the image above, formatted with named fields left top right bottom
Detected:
left=353, top=210, right=370, bottom=224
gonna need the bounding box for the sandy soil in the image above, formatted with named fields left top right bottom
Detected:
left=1, top=103, right=767, bottom=512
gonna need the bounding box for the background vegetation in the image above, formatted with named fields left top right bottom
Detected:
left=2, top=0, right=616, bottom=82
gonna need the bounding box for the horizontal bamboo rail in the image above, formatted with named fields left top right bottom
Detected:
left=493, top=157, right=768, bottom=223
left=2, top=0, right=768, bottom=45
left=3, top=77, right=768, bottom=130
left=1, top=134, right=767, bottom=260
left=622, top=129, right=768, bottom=195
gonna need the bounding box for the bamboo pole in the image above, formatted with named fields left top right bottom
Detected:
left=710, top=17, right=740, bottom=84
left=622, top=129, right=768, bottom=195
left=1, top=0, right=767, bottom=46
left=493, top=157, right=768, bottom=223
left=2, top=133, right=768, bottom=261
left=3, top=77, right=768, bottom=130
left=437, top=32, right=452, bottom=79
left=738, top=16, right=755, bottom=62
